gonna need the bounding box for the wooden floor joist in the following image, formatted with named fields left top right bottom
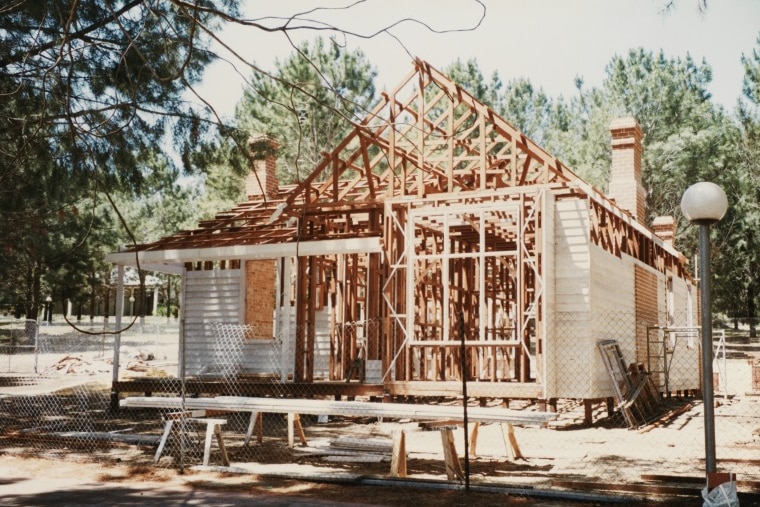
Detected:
left=112, top=379, right=385, bottom=401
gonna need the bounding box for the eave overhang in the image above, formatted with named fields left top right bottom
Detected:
left=106, top=236, right=383, bottom=273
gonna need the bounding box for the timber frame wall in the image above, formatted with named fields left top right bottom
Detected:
left=115, top=59, right=693, bottom=399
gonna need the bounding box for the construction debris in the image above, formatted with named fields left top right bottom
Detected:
left=43, top=354, right=110, bottom=375
left=598, top=340, right=664, bottom=428
left=41, top=351, right=162, bottom=376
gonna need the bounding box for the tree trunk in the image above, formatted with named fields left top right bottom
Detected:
left=166, top=279, right=172, bottom=324
left=748, top=282, right=757, bottom=339
left=27, top=261, right=41, bottom=320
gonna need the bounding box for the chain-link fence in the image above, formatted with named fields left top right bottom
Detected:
left=0, top=317, right=179, bottom=459
left=1, top=319, right=39, bottom=373
left=2, top=312, right=759, bottom=501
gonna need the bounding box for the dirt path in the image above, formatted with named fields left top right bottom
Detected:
left=0, top=453, right=665, bottom=506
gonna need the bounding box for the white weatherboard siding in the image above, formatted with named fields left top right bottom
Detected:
left=181, top=268, right=333, bottom=380
left=671, top=276, right=698, bottom=328
left=312, top=308, right=332, bottom=380
left=183, top=269, right=242, bottom=377
left=551, top=199, right=592, bottom=399
left=550, top=197, right=644, bottom=400
left=588, top=248, right=636, bottom=398
left=541, top=191, right=556, bottom=398
left=183, top=269, right=278, bottom=377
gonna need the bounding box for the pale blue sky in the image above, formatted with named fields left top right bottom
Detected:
left=196, top=0, right=760, bottom=119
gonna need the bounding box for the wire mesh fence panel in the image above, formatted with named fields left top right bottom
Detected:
left=2, top=313, right=759, bottom=498
left=0, top=317, right=179, bottom=464
left=0, top=319, right=39, bottom=373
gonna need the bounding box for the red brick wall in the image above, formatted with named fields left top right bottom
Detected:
left=652, top=215, right=676, bottom=247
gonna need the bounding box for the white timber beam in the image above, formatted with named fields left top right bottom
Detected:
left=105, top=237, right=383, bottom=269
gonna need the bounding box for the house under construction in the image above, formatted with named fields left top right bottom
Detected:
left=107, top=59, right=700, bottom=407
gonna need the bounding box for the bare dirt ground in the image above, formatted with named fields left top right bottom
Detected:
left=0, top=452, right=660, bottom=506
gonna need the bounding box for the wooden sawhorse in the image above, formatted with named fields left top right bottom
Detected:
left=154, top=410, right=230, bottom=466
left=390, top=422, right=524, bottom=481
left=244, top=411, right=307, bottom=449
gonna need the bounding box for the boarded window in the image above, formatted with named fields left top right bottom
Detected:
left=245, top=260, right=277, bottom=338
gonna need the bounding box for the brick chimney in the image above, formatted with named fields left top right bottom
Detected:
left=652, top=215, right=676, bottom=247
left=608, top=117, right=646, bottom=222
left=245, top=133, right=279, bottom=199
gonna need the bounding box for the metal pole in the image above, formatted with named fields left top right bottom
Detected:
left=179, top=266, right=188, bottom=473
left=111, top=265, right=125, bottom=412
left=699, top=223, right=716, bottom=475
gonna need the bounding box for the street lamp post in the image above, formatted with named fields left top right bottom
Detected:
left=680, top=181, right=728, bottom=479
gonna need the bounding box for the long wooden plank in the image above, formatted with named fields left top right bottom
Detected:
left=386, top=380, right=544, bottom=399
left=407, top=340, right=520, bottom=347
left=120, top=396, right=555, bottom=425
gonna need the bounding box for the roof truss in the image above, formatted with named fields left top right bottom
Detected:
left=281, top=59, right=585, bottom=216
left=114, top=59, right=685, bottom=280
